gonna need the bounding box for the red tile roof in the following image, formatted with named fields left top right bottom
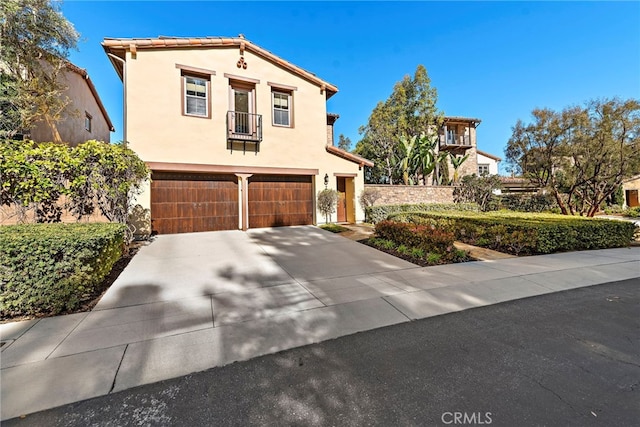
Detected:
left=326, top=145, right=374, bottom=168
left=476, top=149, right=502, bottom=161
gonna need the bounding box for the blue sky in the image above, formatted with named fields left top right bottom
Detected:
left=62, top=1, right=640, bottom=173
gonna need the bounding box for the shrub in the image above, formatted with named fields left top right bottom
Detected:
left=624, top=207, right=640, bottom=218
left=499, top=193, right=558, bottom=213
left=1, top=139, right=149, bottom=242
left=365, top=202, right=479, bottom=224
left=0, top=223, right=126, bottom=318
left=602, top=204, right=625, bottom=215
left=389, top=211, right=638, bottom=255
left=317, top=189, right=339, bottom=223
left=426, top=253, right=441, bottom=264
left=375, top=220, right=456, bottom=255
left=453, top=174, right=502, bottom=211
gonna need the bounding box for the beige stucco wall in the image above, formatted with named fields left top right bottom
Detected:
left=365, top=184, right=455, bottom=205
left=122, top=46, right=366, bottom=225
left=30, top=68, right=112, bottom=146
left=623, top=177, right=640, bottom=191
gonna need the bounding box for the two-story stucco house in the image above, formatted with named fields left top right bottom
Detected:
left=29, top=62, right=114, bottom=145
left=102, top=35, right=372, bottom=234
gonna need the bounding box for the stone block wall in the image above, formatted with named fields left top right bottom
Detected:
left=365, top=184, right=455, bottom=205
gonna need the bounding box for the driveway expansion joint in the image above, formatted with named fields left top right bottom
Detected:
left=110, top=344, right=128, bottom=394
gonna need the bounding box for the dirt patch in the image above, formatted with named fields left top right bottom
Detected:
left=1, top=241, right=145, bottom=323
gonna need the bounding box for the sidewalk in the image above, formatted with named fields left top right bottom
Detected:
left=1, top=245, right=639, bottom=420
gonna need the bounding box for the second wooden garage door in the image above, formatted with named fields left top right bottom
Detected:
left=248, top=175, right=313, bottom=228
left=151, top=173, right=238, bottom=234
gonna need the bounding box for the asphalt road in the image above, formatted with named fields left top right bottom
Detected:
left=6, top=278, right=639, bottom=427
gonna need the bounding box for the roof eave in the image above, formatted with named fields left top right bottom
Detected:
left=326, top=145, right=374, bottom=168
left=65, top=62, right=115, bottom=132
left=101, top=37, right=338, bottom=95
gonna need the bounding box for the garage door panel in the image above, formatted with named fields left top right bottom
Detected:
left=248, top=175, right=313, bottom=229
left=151, top=173, right=239, bottom=234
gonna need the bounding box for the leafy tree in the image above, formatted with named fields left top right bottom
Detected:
left=1, top=139, right=149, bottom=240
left=337, top=134, right=351, bottom=151
left=317, top=189, right=339, bottom=223
left=358, top=187, right=380, bottom=211
left=0, top=0, right=79, bottom=139
left=506, top=98, right=640, bottom=216
left=353, top=135, right=388, bottom=184
left=356, top=65, right=443, bottom=184
left=453, top=174, right=503, bottom=212
left=68, top=141, right=149, bottom=225
left=0, top=139, right=70, bottom=222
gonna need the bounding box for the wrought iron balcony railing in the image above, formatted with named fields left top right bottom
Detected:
left=227, top=111, right=262, bottom=142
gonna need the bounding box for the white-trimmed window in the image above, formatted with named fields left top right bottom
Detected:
left=272, top=91, right=291, bottom=127
left=478, top=164, right=490, bottom=176
left=184, top=75, right=209, bottom=117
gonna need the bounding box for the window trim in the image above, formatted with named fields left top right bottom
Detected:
left=478, top=164, right=490, bottom=176
left=271, top=90, right=293, bottom=128
left=84, top=112, right=92, bottom=132
left=181, top=72, right=212, bottom=119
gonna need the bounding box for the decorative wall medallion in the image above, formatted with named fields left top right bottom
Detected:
left=237, top=56, right=248, bottom=69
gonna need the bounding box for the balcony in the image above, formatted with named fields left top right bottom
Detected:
left=439, top=133, right=472, bottom=152
left=227, top=111, right=262, bottom=143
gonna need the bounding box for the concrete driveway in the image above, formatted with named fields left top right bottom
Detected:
left=96, top=225, right=417, bottom=311
left=2, top=226, right=639, bottom=420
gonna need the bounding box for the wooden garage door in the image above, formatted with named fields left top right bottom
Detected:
left=248, top=175, right=313, bottom=228
left=151, top=173, right=238, bottom=234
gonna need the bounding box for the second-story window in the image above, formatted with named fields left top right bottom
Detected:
left=272, top=91, right=291, bottom=127
left=85, top=112, right=92, bottom=132
left=478, top=164, right=490, bottom=176
left=184, top=75, right=209, bottom=117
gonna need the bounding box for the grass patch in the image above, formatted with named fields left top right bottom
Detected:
left=320, top=223, right=350, bottom=233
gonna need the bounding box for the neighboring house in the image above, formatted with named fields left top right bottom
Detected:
left=476, top=149, right=501, bottom=176
left=438, top=116, right=480, bottom=181
left=29, top=62, right=114, bottom=145
left=102, top=35, right=372, bottom=234
left=623, top=174, right=640, bottom=207
left=499, top=176, right=540, bottom=194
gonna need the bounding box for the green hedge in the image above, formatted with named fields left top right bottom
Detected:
left=365, top=203, right=479, bottom=224
left=498, top=194, right=558, bottom=213
left=0, top=223, right=126, bottom=318
left=389, top=211, right=638, bottom=255
left=375, top=220, right=456, bottom=255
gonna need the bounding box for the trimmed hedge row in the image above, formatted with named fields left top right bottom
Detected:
left=389, top=211, right=638, bottom=255
left=365, top=203, right=479, bottom=224
left=0, top=223, right=126, bottom=318
left=375, top=220, right=456, bottom=255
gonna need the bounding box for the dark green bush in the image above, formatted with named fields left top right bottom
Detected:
left=365, top=202, right=479, bottom=224
left=0, top=223, right=126, bottom=318
left=389, top=211, right=637, bottom=255
left=498, top=193, right=558, bottom=213
left=624, top=207, right=640, bottom=218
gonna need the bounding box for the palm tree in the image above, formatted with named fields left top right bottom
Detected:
left=449, top=152, right=470, bottom=184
